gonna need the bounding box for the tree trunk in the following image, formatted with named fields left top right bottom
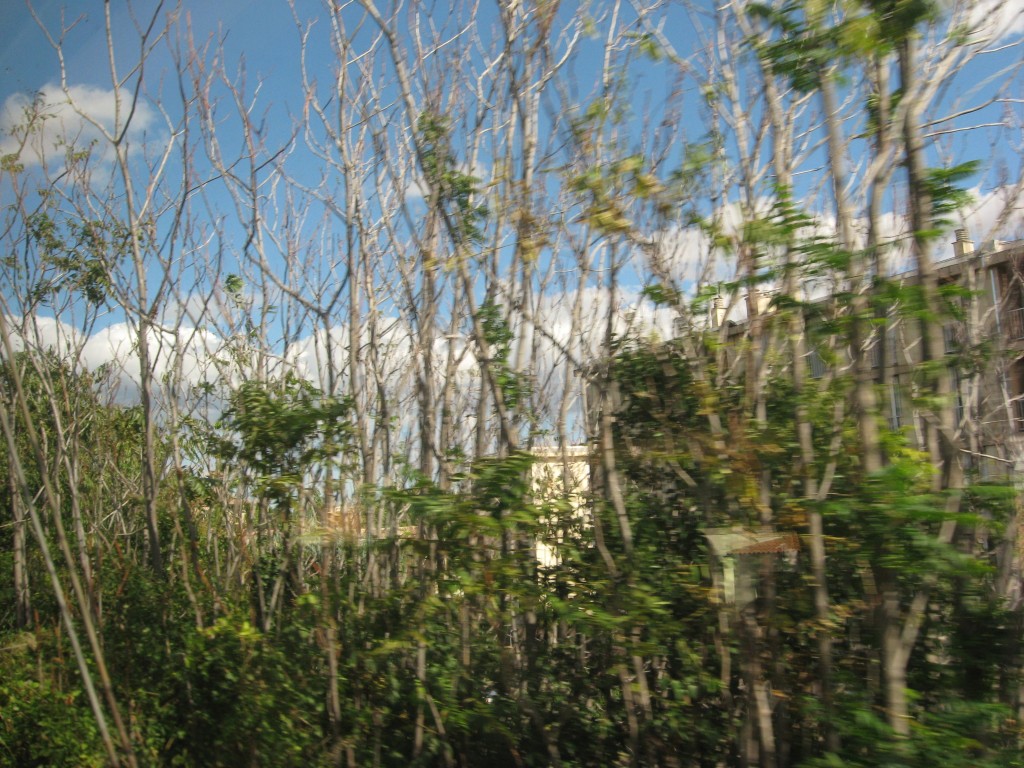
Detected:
left=10, top=463, right=30, bottom=629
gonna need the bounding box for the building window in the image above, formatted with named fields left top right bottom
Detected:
left=1005, top=306, right=1024, bottom=341
left=949, top=368, right=964, bottom=426
left=943, top=324, right=961, bottom=355
left=1015, top=399, right=1024, bottom=433
left=871, top=326, right=898, bottom=369
left=1010, top=358, right=1024, bottom=432
left=888, top=377, right=903, bottom=431
left=808, top=349, right=826, bottom=379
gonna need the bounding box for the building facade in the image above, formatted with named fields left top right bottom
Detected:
left=698, top=234, right=1024, bottom=478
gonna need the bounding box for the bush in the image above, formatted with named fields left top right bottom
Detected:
left=0, top=633, right=104, bottom=767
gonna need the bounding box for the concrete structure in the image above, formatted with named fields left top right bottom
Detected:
left=694, top=234, right=1024, bottom=477
left=529, top=445, right=591, bottom=568
left=881, top=236, right=1024, bottom=475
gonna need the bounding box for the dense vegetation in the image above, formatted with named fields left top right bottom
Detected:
left=2, top=0, right=1023, bottom=766
left=2, top=326, right=1022, bottom=767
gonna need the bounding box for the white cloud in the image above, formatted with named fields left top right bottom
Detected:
left=630, top=185, right=1024, bottom=318
left=634, top=198, right=783, bottom=298
left=0, top=83, right=157, bottom=168
left=958, top=0, right=1024, bottom=41
left=284, top=318, right=414, bottom=391
left=277, top=287, right=675, bottom=451
left=958, top=185, right=1024, bottom=244
left=1, top=313, right=83, bottom=356
left=4, top=313, right=226, bottom=404
left=76, top=322, right=224, bottom=391
left=645, top=225, right=718, bottom=286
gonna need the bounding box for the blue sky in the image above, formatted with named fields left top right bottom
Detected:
left=3, top=1, right=1020, bottom=232
left=1, top=1, right=1022, bottom=408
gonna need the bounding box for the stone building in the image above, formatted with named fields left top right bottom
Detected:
left=698, top=233, right=1024, bottom=478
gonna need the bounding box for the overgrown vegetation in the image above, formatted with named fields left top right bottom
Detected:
left=3, top=0, right=1023, bottom=765
left=2, top=325, right=1022, bottom=766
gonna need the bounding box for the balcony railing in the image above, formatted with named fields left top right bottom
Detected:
left=869, top=329, right=898, bottom=368
left=1015, top=399, right=1024, bottom=433
left=1005, top=307, right=1024, bottom=341
left=808, top=350, right=826, bottom=379
left=943, top=324, right=960, bottom=354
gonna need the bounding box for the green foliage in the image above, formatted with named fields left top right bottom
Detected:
left=2, top=204, right=1020, bottom=768
left=0, top=632, right=104, bottom=767
left=805, top=695, right=1022, bottom=768
left=214, top=375, right=352, bottom=503
left=640, top=283, right=680, bottom=307
left=478, top=301, right=530, bottom=410
left=0, top=678, right=104, bottom=766
left=923, top=161, right=980, bottom=230
left=0, top=152, right=24, bottom=174
left=748, top=1, right=882, bottom=93
left=223, top=273, right=244, bottom=297
left=417, top=112, right=488, bottom=245
left=626, top=31, right=663, bottom=62
left=1, top=356, right=1020, bottom=767
left=171, top=614, right=325, bottom=766
left=569, top=152, right=671, bottom=234
left=864, top=0, right=942, bottom=44
left=25, top=211, right=134, bottom=306
left=0, top=3, right=1019, bottom=765
left=0, top=351, right=146, bottom=628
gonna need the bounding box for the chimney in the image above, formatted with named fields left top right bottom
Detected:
left=709, top=295, right=725, bottom=329
left=672, top=315, right=687, bottom=339
left=953, top=229, right=975, bottom=258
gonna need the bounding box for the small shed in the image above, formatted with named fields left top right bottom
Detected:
left=703, top=527, right=800, bottom=609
